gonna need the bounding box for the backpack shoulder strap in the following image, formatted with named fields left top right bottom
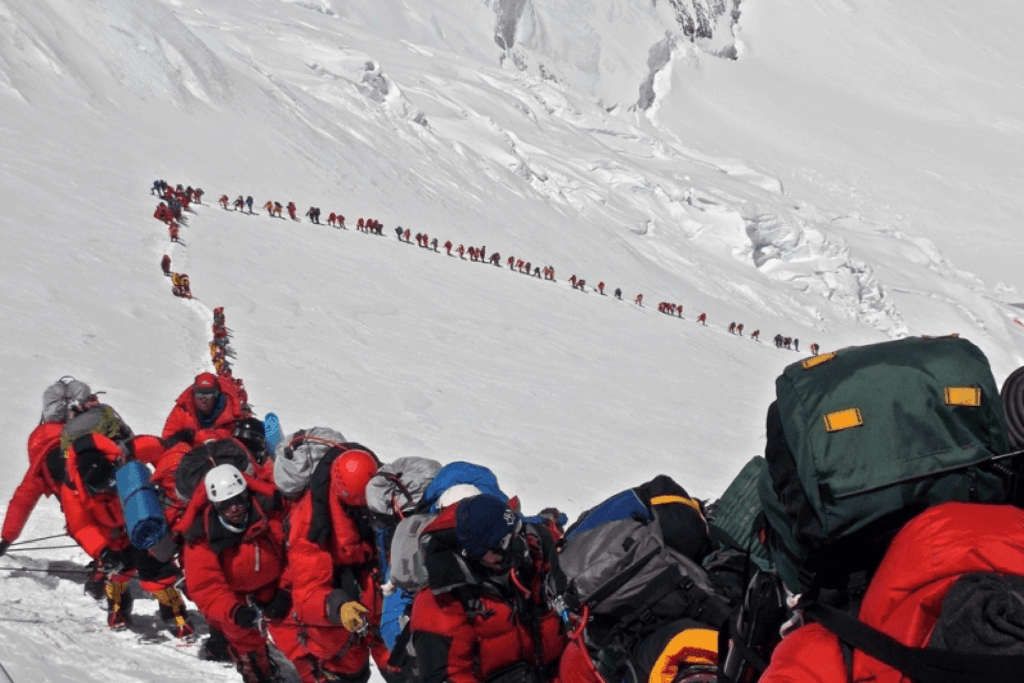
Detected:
left=804, top=602, right=1024, bottom=683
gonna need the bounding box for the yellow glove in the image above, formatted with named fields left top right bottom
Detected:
left=339, top=601, right=369, bottom=632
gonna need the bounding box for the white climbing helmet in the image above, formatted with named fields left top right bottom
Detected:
left=205, top=464, right=247, bottom=503
left=437, top=484, right=483, bottom=510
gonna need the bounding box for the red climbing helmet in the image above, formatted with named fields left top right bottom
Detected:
left=331, top=450, right=379, bottom=507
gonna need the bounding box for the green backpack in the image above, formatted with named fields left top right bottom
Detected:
left=707, top=456, right=770, bottom=562
left=760, top=335, right=1015, bottom=594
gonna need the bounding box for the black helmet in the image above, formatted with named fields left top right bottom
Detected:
left=232, top=417, right=266, bottom=457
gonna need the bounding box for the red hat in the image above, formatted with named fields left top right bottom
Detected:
left=194, top=373, right=218, bottom=392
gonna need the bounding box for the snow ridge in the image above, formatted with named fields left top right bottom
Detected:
left=745, top=208, right=908, bottom=337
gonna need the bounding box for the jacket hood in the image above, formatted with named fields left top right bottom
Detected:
left=202, top=495, right=273, bottom=553
left=420, top=504, right=551, bottom=597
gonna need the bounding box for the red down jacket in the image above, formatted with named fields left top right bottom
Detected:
left=283, top=476, right=375, bottom=625
left=60, top=433, right=132, bottom=559
left=761, top=502, right=1024, bottom=683
left=409, top=503, right=566, bottom=683
left=1, top=422, right=65, bottom=544
left=181, top=477, right=287, bottom=628
left=276, top=478, right=391, bottom=678
left=161, top=375, right=244, bottom=444
left=59, top=431, right=164, bottom=558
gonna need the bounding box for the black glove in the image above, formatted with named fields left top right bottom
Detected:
left=233, top=604, right=260, bottom=630
left=0, top=540, right=10, bottom=558
left=99, top=548, right=128, bottom=575
left=262, top=589, right=292, bottom=620
left=162, top=429, right=195, bottom=449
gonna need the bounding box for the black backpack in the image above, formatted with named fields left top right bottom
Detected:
left=547, top=476, right=732, bottom=681
left=174, top=438, right=254, bottom=502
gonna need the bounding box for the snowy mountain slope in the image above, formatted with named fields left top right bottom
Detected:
left=0, top=0, right=1020, bottom=551
left=1, top=503, right=251, bottom=683
left=655, top=0, right=1024, bottom=296
left=4, top=0, right=1019, bottom=364
left=2, top=0, right=1024, bottom=681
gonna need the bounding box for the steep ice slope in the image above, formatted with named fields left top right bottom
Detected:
left=652, top=0, right=1024, bottom=299
left=2, top=1, right=1024, bottom=681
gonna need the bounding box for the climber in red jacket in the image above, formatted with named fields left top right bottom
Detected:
left=162, top=372, right=245, bottom=446
left=276, top=447, right=398, bottom=683
left=179, top=465, right=293, bottom=683
left=0, top=378, right=93, bottom=553
left=761, top=502, right=1024, bottom=683
left=409, top=495, right=566, bottom=683
left=62, top=432, right=191, bottom=635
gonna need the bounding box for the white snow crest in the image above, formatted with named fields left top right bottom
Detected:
left=746, top=207, right=908, bottom=336
left=0, top=0, right=232, bottom=107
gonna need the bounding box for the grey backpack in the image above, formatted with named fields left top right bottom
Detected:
left=60, top=404, right=133, bottom=457
left=273, top=427, right=347, bottom=496
left=387, top=512, right=439, bottom=591
left=547, top=482, right=730, bottom=648
left=366, top=456, right=443, bottom=519
left=41, top=376, right=92, bottom=423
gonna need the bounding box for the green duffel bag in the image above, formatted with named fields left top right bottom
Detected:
left=760, top=335, right=1015, bottom=594
left=707, top=456, right=770, bottom=562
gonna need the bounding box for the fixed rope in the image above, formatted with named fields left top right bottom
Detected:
left=9, top=534, right=68, bottom=547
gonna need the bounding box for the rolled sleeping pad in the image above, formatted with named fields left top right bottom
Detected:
left=264, top=412, right=283, bottom=456
left=116, top=460, right=168, bottom=550
left=1001, top=366, right=1024, bottom=450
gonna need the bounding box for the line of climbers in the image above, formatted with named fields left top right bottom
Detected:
left=154, top=180, right=199, bottom=299
left=723, top=325, right=814, bottom=353
left=155, top=184, right=256, bottom=399
left=6, top=335, right=1024, bottom=683
left=0, top=374, right=568, bottom=683
left=208, top=306, right=251, bottom=406
left=0, top=372, right=726, bottom=683
left=1, top=182, right=1007, bottom=683
left=206, top=185, right=817, bottom=354
left=160, top=203, right=249, bottom=406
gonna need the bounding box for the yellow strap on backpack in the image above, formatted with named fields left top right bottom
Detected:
left=650, top=495, right=703, bottom=515
left=649, top=627, right=718, bottom=683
